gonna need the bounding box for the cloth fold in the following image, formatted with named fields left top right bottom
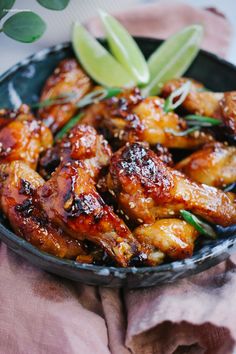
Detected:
left=0, top=2, right=234, bottom=354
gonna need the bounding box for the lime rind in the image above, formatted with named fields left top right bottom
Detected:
left=99, top=10, right=150, bottom=85
left=143, top=25, right=203, bottom=96
left=72, top=22, right=134, bottom=88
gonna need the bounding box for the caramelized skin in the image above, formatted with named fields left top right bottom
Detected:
left=0, top=161, right=85, bottom=258
left=38, top=162, right=140, bottom=266
left=82, top=88, right=213, bottom=148
left=0, top=105, right=53, bottom=169
left=38, top=59, right=93, bottom=133
left=39, top=124, right=111, bottom=180
left=107, top=143, right=236, bottom=226
left=220, top=92, right=236, bottom=136
left=134, top=219, right=199, bottom=260
left=161, top=78, right=223, bottom=118
left=0, top=104, right=34, bottom=129
left=176, top=142, right=236, bottom=187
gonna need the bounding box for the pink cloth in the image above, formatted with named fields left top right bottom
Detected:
left=0, top=2, right=234, bottom=354
left=86, top=1, right=232, bottom=58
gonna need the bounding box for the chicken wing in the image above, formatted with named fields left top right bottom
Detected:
left=39, top=124, right=111, bottom=180
left=107, top=143, right=236, bottom=226
left=134, top=219, right=199, bottom=260
left=161, top=78, right=236, bottom=137
left=176, top=142, right=236, bottom=187
left=0, top=105, right=53, bottom=169
left=37, top=161, right=141, bottom=266
left=161, top=78, right=223, bottom=118
left=81, top=88, right=213, bottom=149
left=0, top=161, right=86, bottom=258
left=220, top=92, right=236, bottom=136
left=38, top=59, right=93, bottom=133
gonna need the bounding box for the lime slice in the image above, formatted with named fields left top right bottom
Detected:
left=99, top=10, right=150, bottom=85
left=72, top=22, right=134, bottom=87
left=142, top=25, right=203, bottom=96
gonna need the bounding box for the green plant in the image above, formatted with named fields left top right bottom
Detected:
left=0, top=0, right=70, bottom=43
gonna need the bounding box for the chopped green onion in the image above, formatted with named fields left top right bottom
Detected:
left=76, top=87, right=122, bottom=108
left=31, top=92, right=78, bottom=108
left=164, top=81, right=191, bottom=112
left=165, top=126, right=200, bottom=137
left=223, top=183, right=236, bottom=193
left=32, top=87, right=122, bottom=110
left=180, top=210, right=217, bottom=239
left=54, top=113, right=83, bottom=141
left=184, top=114, right=221, bottom=126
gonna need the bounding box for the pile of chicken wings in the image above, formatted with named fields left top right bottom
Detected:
left=0, top=58, right=235, bottom=267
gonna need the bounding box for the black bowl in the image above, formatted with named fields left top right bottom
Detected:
left=0, top=38, right=235, bottom=288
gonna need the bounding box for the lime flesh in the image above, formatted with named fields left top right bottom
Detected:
left=99, top=10, right=150, bottom=85
left=72, top=22, right=134, bottom=87
left=143, top=25, right=203, bottom=96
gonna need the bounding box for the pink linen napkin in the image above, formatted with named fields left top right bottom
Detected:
left=86, top=1, right=232, bottom=58
left=0, top=2, right=235, bottom=354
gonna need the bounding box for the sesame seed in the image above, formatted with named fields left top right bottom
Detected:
left=137, top=218, right=143, bottom=223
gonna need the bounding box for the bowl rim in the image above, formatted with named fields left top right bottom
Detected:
left=0, top=36, right=236, bottom=275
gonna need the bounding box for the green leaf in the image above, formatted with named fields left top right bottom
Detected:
left=142, top=25, right=203, bottom=96
left=0, top=0, right=15, bottom=20
left=180, top=210, right=217, bottom=239
left=55, top=113, right=83, bottom=141
left=37, top=0, right=70, bottom=11
left=184, top=114, right=221, bottom=126
left=2, top=11, right=46, bottom=43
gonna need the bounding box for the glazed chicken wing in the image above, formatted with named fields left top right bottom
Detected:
left=107, top=143, right=236, bottom=226
left=161, top=78, right=236, bottom=137
left=134, top=219, right=199, bottom=260
left=37, top=162, right=141, bottom=266
left=0, top=104, right=35, bottom=129
left=176, top=142, right=236, bottom=187
left=220, top=92, right=236, bottom=136
left=81, top=88, right=213, bottom=149
left=39, top=124, right=111, bottom=179
left=0, top=161, right=86, bottom=258
left=38, top=59, right=93, bottom=133
left=0, top=105, right=53, bottom=169
left=161, top=78, right=223, bottom=118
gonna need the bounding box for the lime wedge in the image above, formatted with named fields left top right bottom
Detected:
left=72, top=22, right=134, bottom=87
left=142, top=25, right=203, bottom=96
left=99, top=10, right=150, bottom=85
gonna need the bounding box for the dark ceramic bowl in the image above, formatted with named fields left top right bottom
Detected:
left=0, top=38, right=236, bottom=288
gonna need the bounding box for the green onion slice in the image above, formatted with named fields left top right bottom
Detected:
left=32, top=87, right=122, bottom=110
left=164, top=81, right=191, bottom=112
left=55, top=113, right=83, bottom=141
left=32, top=92, right=78, bottom=109
left=180, top=210, right=217, bottom=239
left=76, top=87, right=122, bottom=108
left=165, top=126, right=200, bottom=136
left=223, top=183, right=236, bottom=193
left=184, top=114, right=221, bottom=126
